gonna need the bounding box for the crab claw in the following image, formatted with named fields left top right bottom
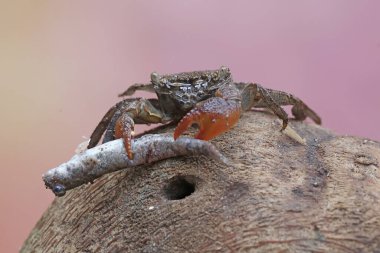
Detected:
left=115, top=113, right=135, bottom=160
left=174, top=97, right=241, bottom=141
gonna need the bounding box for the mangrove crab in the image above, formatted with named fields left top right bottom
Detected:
left=87, top=66, right=321, bottom=159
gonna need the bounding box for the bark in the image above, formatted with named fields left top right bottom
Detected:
left=22, top=111, right=380, bottom=252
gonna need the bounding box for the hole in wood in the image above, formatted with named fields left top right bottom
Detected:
left=164, top=175, right=196, bottom=200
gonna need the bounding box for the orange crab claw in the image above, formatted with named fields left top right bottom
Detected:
left=174, top=97, right=241, bottom=141
left=115, top=113, right=135, bottom=160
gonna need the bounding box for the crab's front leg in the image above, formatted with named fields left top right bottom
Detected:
left=88, top=98, right=169, bottom=159
left=174, top=85, right=242, bottom=141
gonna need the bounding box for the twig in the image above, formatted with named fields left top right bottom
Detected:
left=275, top=119, right=306, bottom=145
left=43, top=134, right=228, bottom=197
left=282, top=124, right=306, bottom=145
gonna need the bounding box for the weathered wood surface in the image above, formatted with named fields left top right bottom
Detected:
left=22, top=111, right=380, bottom=252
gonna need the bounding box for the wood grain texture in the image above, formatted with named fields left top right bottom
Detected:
left=22, top=111, right=380, bottom=252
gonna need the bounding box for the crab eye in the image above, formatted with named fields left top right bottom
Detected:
left=160, top=78, right=170, bottom=88
left=53, top=184, right=66, bottom=197
left=150, top=72, right=160, bottom=83
left=220, top=66, right=230, bottom=72
left=219, top=66, right=230, bottom=77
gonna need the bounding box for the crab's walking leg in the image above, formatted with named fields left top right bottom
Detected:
left=88, top=98, right=167, bottom=160
left=237, top=82, right=321, bottom=130
left=88, top=105, right=118, bottom=149
left=118, top=83, right=154, bottom=97
left=44, top=135, right=228, bottom=197
left=237, top=83, right=289, bottom=130
left=259, top=87, right=321, bottom=124
left=101, top=99, right=162, bottom=144
left=174, top=84, right=242, bottom=141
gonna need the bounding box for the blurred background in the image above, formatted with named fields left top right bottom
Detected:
left=1, top=1, right=379, bottom=251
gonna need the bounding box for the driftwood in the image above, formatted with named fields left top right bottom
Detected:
left=43, top=135, right=229, bottom=197
left=22, top=111, right=380, bottom=252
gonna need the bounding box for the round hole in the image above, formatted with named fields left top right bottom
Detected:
left=163, top=176, right=196, bottom=200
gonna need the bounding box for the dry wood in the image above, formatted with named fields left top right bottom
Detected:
left=43, top=135, right=228, bottom=196
left=22, top=111, right=380, bottom=252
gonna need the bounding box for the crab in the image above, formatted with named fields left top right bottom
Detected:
left=87, top=66, right=321, bottom=159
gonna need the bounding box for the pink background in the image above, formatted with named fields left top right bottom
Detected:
left=1, top=1, right=379, bottom=251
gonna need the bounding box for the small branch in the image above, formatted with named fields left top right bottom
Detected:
left=43, top=134, right=228, bottom=197
left=282, top=124, right=306, bottom=145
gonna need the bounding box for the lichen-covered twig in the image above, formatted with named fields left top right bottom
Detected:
left=43, top=134, right=228, bottom=197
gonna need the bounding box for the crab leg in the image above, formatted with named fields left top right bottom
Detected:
left=262, top=88, right=321, bottom=124
left=238, top=82, right=321, bottom=129
left=174, top=84, right=242, bottom=141
left=88, top=98, right=167, bottom=160
left=118, top=83, right=155, bottom=97
left=114, top=113, right=135, bottom=159
left=43, top=135, right=228, bottom=197
left=241, top=83, right=289, bottom=130
left=87, top=105, right=118, bottom=149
